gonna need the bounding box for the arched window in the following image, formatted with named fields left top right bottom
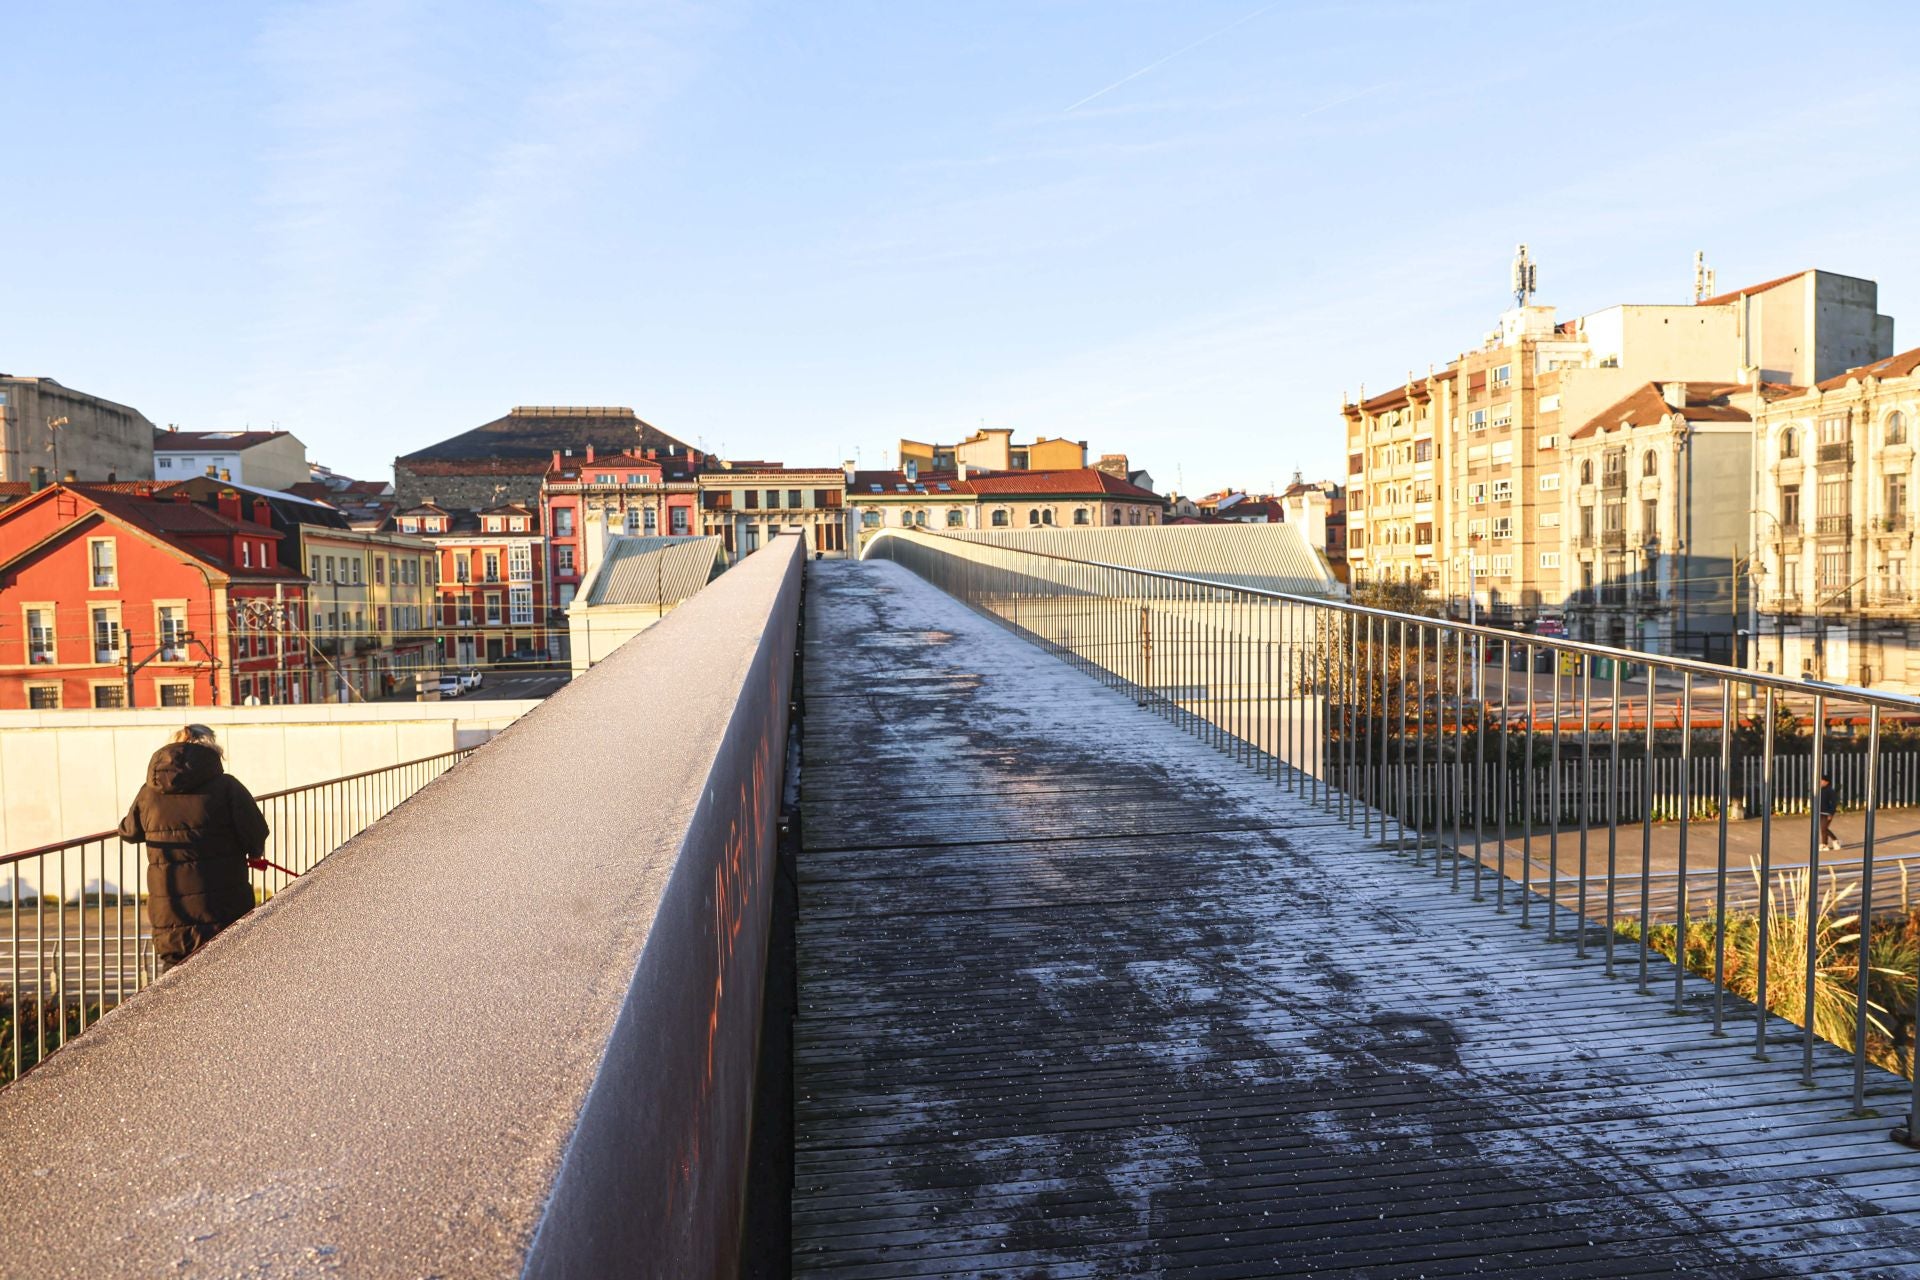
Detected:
left=1042, top=508, right=1056, bottom=526
left=1073, top=507, right=1089, bottom=525
left=861, top=510, right=880, bottom=529
left=913, top=509, right=927, bottom=527
left=1112, top=508, right=1123, bottom=524
left=946, top=509, right=964, bottom=528
left=1781, top=427, right=1799, bottom=459
left=1027, top=510, right=1041, bottom=526
left=1643, top=450, right=1658, bottom=478
left=991, top=509, right=1009, bottom=527
left=1579, top=460, right=1594, bottom=485
left=1889, top=411, right=1908, bottom=445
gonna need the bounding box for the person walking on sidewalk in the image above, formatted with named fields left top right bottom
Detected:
left=1818, top=772, right=1841, bottom=852
left=117, top=725, right=270, bottom=974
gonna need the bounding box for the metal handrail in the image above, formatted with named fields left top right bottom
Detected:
left=866, top=528, right=1920, bottom=714
left=865, top=526, right=1920, bottom=1137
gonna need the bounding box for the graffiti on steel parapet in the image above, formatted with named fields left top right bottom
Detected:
left=666, top=658, right=781, bottom=1222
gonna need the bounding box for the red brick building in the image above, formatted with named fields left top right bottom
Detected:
left=0, top=484, right=310, bottom=708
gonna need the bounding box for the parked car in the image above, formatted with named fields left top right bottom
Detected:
left=434, top=674, right=464, bottom=699
left=459, top=668, right=484, bottom=691
left=503, top=646, right=555, bottom=668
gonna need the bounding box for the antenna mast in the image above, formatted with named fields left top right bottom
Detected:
left=1511, top=244, right=1538, bottom=308
left=1692, top=250, right=1716, bottom=302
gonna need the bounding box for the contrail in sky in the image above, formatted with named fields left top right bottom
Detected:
left=1064, top=4, right=1275, bottom=114
left=1300, top=81, right=1386, bottom=117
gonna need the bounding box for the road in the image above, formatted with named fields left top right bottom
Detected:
left=456, top=671, right=569, bottom=701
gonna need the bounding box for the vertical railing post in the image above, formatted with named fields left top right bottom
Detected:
left=1803, top=692, right=1827, bottom=1087
left=1852, top=704, right=1882, bottom=1116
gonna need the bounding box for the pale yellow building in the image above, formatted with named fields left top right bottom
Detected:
left=300, top=526, right=436, bottom=701
left=899, top=429, right=1086, bottom=473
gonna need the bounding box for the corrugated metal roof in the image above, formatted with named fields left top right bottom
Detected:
left=897, top=523, right=1345, bottom=598
left=579, top=535, right=726, bottom=607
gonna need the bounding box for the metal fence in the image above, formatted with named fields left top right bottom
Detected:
left=867, top=528, right=1920, bottom=1138
left=1, top=749, right=471, bottom=1084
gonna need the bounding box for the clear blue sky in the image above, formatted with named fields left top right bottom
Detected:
left=5, top=2, right=1916, bottom=496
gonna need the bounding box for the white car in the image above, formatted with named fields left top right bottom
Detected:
left=434, top=674, right=464, bottom=699
left=459, top=668, right=484, bottom=691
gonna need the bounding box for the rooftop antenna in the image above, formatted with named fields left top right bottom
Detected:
left=1692, top=250, right=1716, bottom=302
left=1511, top=243, right=1538, bottom=308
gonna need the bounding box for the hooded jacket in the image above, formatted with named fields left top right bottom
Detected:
left=118, top=742, right=270, bottom=964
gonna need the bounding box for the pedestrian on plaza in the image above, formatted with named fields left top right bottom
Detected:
left=117, top=725, right=270, bottom=974
left=1818, top=771, right=1841, bottom=852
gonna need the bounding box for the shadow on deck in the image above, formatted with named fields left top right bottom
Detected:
left=794, top=560, right=1920, bottom=1279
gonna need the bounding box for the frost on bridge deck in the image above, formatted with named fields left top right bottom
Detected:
left=794, top=560, right=1920, bottom=1280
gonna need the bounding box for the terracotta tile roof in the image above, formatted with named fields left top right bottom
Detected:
left=967, top=468, right=1161, bottom=500
left=1694, top=270, right=1809, bottom=308
left=38, top=486, right=305, bottom=581
left=153, top=429, right=295, bottom=450
left=1813, top=345, right=1920, bottom=391
left=1571, top=383, right=1754, bottom=439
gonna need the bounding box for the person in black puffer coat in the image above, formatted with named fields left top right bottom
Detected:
left=117, top=725, right=269, bottom=972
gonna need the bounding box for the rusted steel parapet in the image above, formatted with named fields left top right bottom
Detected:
left=0, top=535, right=806, bottom=1278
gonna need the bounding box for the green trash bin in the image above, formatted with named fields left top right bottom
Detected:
left=1593, top=656, right=1614, bottom=680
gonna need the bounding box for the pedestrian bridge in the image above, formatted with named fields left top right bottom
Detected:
left=6, top=532, right=1920, bottom=1277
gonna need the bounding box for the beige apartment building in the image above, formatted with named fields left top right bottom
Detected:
left=1345, top=260, right=1895, bottom=645
left=301, top=527, right=437, bottom=701
left=898, top=429, right=1086, bottom=473
left=697, top=467, right=851, bottom=558
left=1750, top=348, right=1920, bottom=687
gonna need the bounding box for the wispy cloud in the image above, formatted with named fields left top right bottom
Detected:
left=1300, top=81, right=1385, bottom=118
left=1063, top=4, right=1275, bottom=114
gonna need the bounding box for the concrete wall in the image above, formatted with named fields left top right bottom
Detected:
left=0, top=536, right=804, bottom=1277
left=0, top=701, right=536, bottom=852
left=0, top=376, right=155, bottom=484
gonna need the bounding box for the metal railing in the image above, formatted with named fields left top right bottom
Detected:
left=866, top=528, right=1920, bottom=1137
left=1, top=749, right=471, bottom=1085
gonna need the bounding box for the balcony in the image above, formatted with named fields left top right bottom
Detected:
left=1601, top=472, right=1628, bottom=493
left=1815, top=515, right=1852, bottom=537
left=354, top=636, right=379, bottom=655
left=1817, top=441, right=1853, bottom=465
left=1877, top=514, right=1911, bottom=534
left=1601, top=529, right=1626, bottom=549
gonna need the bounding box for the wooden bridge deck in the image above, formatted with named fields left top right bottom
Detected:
left=793, top=560, right=1920, bottom=1279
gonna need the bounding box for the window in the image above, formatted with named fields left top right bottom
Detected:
left=1491, top=363, right=1512, bottom=387
left=93, top=685, right=126, bottom=709
left=485, top=595, right=502, bottom=625
left=1491, top=516, right=1513, bottom=540
left=158, top=605, right=188, bottom=660
left=1539, top=552, right=1562, bottom=569
left=484, top=553, right=501, bottom=582
left=1888, top=474, right=1908, bottom=518
left=766, top=490, right=781, bottom=510
left=240, top=540, right=252, bottom=568
left=454, top=554, right=471, bottom=584
left=1467, top=409, right=1488, bottom=431
left=1490, top=406, right=1513, bottom=430
left=1643, top=449, right=1659, bottom=478
left=947, top=510, right=965, bottom=528
left=1539, top=473, right=1560, bottom=491
left=1467, top=483, right=1487, bottom=505
left=1579, top=460, right=1594, bottom=485
left=1783, top=557, right=1801, bottom=595
left=510, top=517, right=526, bottom=532
left=1490, top=554, right=1513, bottom=577
left=374, top=557, right=385, bottom=584
left=788, top=490, right=803, bottom=509
left=1820, top=414, right=1849, bottom=445
left=1027, top=510, right=1041, bottom=525
left=670, top=508, right=689, bottom=535
left=557, top=546, right=575, bottom=574
left=510, top=587, right=532, bottom=625
left=27, top=684, right=60, bottom=709
left=861, top=510, right=881, bottom=529
left=376, top=606, right=388, bottom=630
left=554, top=508, right=575, bottom=536
left=992, top=510, right=1009, bottom=527
left=625, top=507, right=641, bottom=534
left=1491, top=479, right=1512, bottom=503
left=89, top=539, right=116, bottom=588
left=1890, top=411, right=1908, bottom=445
left=1782, top=486, right=1800, bottom=526
left=400, top=518, right=420, bottom=533
left=159, top=683, right=192, bottom=708
left=1490, top=440, right=1514, bottom=463
left=744, top=490, right=759, bottom=510
left=644, top=508, right=658, bottom=534
left=1642, top=498, right=1659, bottom=537
left=324, top=556, right=336, bottom=583
left=1073, top=507, right=1090, bottom=525
left=1414, top=439, right=1433, bottom=462
left=457, top=598, right=473, bottom=626
left=351, top=558, right=363, bottom=584
left=26, top=608, right=53, bottom=663
left=310, top=555, right=321, bottom=579
left=1538, top=511, right=1561, bottom=527
left=595, top=473, right=615, bottom=484
left=92, top=607, right=121, bottom=662
left=912, top=509, right=928, bottom=528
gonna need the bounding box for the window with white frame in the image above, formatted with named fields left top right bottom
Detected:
left=1490, top=554, right=1513, bottom=577
left=1467, top=409, right=1488, bottom=431
left=1491, top=479, right=1513, bottom=503
left=158, top=605, right=188, bottom=660
left=26, top=607, right=54, bottom=663
left=509, top=544, right=531, bottom=581
left=1539, top=510, right=1561, bottom=527
left=510, top=587, right=533, bottom=625
left=1539, top=473, right=1561, bottom=491
left=92, top=606, right=121, bottom=662
left=89, top=538, right=116, bottom=588
left=1491, top=516, right=1513, bottom=540
left=1539, top=552, right=1562, bottom=569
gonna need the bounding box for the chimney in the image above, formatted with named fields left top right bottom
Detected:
left=28, top=466, right=45, bottom=492
left=252, top=497, right=273, bottom=525
left=205, top=465, right=218, bottom=477
left=552, top=450, right=562, bottom=469
left=1661, top=382, right=1686, bottom=409
left=217, top=488, right=242, bottom=522
left=219, top=468, right=232, bottom=482
left=62, top=470, right=78, bottom=484
left=957, top=462, right=969, bottom=482
left=585, top=444, right=596, bottom=464
left=106, top=471, right=117, bottom=483
left=843, top=459, right=857, bottom=485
